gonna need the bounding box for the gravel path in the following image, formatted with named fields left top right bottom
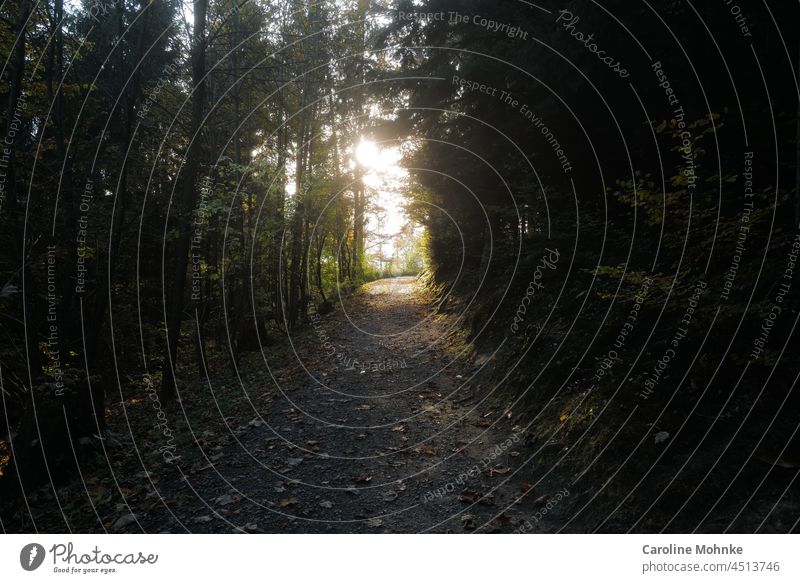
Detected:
left=137, top=277, right=565, bottom=533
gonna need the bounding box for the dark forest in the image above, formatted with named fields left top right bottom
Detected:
left=1, top=0, right=799, bottom=534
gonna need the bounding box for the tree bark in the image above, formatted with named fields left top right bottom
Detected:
left=161, top=0, right=208, bottom=402
left=5, top=1, right=41, bottom=384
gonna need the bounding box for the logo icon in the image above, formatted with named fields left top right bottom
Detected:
left=20, top=543, right=46, bottom=571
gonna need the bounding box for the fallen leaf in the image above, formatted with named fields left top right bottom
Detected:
left=90, top=486, right=107, bottom=504
left=215, top=494, right=237, bottom=506
left=654, top=431, right=670, bottom=445
left=279, top=496, right=299, bottom=507
left=461, top=514, right=475, bottom=530
left=112, top=514, right=136, bottom=530
left=352, top=475, right=372, bottom=483
left=459, top=490, right=494, bottom=505
left=483, top=466, right=510, bottom=477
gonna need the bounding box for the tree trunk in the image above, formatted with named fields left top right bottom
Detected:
left=88, top=2, right=150, bottom=369
left=795, top=39, right=800, bottom=230
left=5, top=1, right=41, bottom=383
left=161, top=0, right=208, bottom=402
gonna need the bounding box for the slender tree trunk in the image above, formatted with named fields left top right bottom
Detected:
left=795, top=40, right=800, bottom=230
left=231, top=0, right=250, bottom=362
left=287, top=138, right=306, bottom=326
left=87, top=2, right=150, bottom=367
left=161, top=0, right=208, bottom=402
left=5, top=1, right=41, bottom=383
left=351, top=0, right=369, bottom=282
left=353, top=179, right=365, bottom=281
left=316, top=232, right=327, bottom=303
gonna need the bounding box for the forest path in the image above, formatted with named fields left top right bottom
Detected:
left=144, top=277, right=561, bottom=533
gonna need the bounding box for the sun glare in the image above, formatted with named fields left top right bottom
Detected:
left=355, top=140, right=382, bottom=169
left=351, top=139, right=414, bottom=264
left=355, top=139, right=405, bottom=174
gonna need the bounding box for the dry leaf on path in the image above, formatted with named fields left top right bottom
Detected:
left=112, top=514, right=136, bottom=530
left=459, top=490, right=494, bottom=505
left=483, top=466, right=510, bottom=477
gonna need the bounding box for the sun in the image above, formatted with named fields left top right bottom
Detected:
left=350, top=138, right=413, bottom=260
left=355, top=139, right=383, bottom=170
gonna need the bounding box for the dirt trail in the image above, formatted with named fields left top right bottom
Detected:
left=140, top=277, right=564, bottom=533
